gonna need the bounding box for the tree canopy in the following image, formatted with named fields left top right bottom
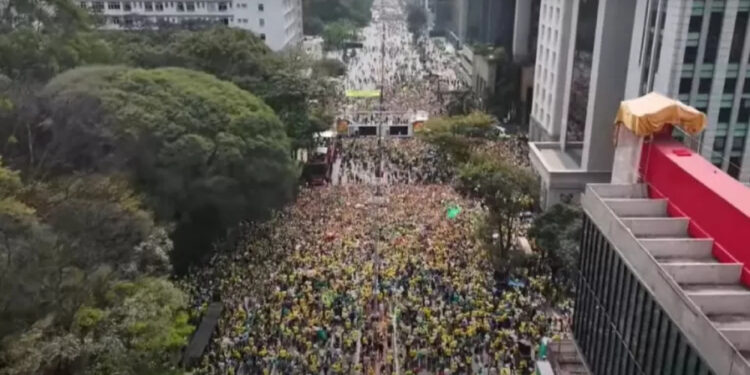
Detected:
left=0, top=157, right=189, bottom=375
left=529, top=203, right=582, bottom=296
left=303, top=0, right=374, bottom=35
left=102, top=28, right=341, bottom=149
left=321, top=20, right=359, bottom=51
left=457, top=153, right=537, bottom=266
left=0, top=1, right=340, bottom=372
left=27, top=66, right=298, bottom=272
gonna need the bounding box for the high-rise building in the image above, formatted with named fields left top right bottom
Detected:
left=529, top=0, right=750, bottom=209
left=528, top=0, right=635, bottom=209
left=565, top=100, right=750, bottom=374
left=625, top=0, right=750, bottom=181
left=443, top=0, right=514, bottom=49
left=512, top=0, right=540, bottom=131
left=79, top=0, right=303, bottom=51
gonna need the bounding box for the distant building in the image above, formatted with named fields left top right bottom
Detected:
left=79, top=0, right=303, bottom=51
left=512, top=0, right=541, bottom=131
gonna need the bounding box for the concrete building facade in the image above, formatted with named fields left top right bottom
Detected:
left=625, top=0, right=750, bottom=181
left=529, top=0, right=636, bottom=209
left=528, top=0, right=574, bottom=142
left=571, top=122, right=750, bottom=374
left=79, top=0, right=303, bottom=51
left=530, top=0, right=750, bottom=208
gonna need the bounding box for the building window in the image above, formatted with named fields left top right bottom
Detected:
left=155, top=2, right=163, bottom=10
left=679, top=78, right=692, bottom=94
left=724, top=78, right=736, bottom=94
left=92, top=1, right=104, bottom=10
left=123, top=1, right=131, bottom=10
left=728, top=156, right=742, bottom=178
left=688, top=14, right=703, bottom=32
left=260, top=33, right=266, bottom=40
left=259, top=18, right=264, bottom=27
left=698, top=78, right=712, bottom=94
left=176, top=2, right=183, bottom=10
left=80, top=1, right=87, bottom=8
left=144, top=1, right=152, bottom=10
left=704, top=12, right=724, bottom=63
left=719, top=108, right=732, bottom=123
left=683, top=46, right=697, bottom=64
left=739, top=99, right=750, bottom=122
left=730, top=12, right=749, bottom=63
left=713, top=136, right=726, bottom=152
left=258, top=2, right=263, bottom=11
left=186, top=1, right=194, bottom=11
left=107, top=1, right=120, bottom=9
left=733, top=136, right=746, bottom=151
left=218, top=2, right=226, bottom=10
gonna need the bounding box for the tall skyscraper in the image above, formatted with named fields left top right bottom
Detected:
left=528, top=0, right=635, bottom=209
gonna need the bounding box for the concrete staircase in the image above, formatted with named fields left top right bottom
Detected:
left=599, top=184, right=750, bottom=361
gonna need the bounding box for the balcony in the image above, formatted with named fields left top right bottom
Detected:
left=528, top=141, right=610, bottom=209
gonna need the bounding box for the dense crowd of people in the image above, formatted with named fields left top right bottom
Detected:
left=185, top=180, right=565, bottom=375
left=335, top=138, right=453, bottom=185
left=181, top=0, right=572, bottom=374
left=340, top=0, right=467, bottom=119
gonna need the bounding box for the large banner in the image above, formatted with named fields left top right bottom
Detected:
left=346, top=90, right=380, bottom=98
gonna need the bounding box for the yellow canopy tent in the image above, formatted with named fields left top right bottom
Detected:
left=614, top=92, right=707, bottom=136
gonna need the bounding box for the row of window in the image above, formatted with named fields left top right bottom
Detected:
left=87, top=1, right=230, bottom=11
left=686, top=11, right=749, bottom=65
left=109, top=15, right=229, bottom=25
left=574, top=216, right=715, bottom=375
left=679, top=76, right=750, bottom=97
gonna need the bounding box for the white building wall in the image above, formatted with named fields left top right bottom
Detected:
left=82, top=0, right=302, bottom=51
left=529, top=0, right=574, bottom=141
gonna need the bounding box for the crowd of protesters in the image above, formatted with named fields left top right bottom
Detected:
left=181, top=0, right=572, bottom=374
left=185, top=181, right=566, bottom=374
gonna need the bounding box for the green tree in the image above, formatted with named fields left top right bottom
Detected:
left=322, top=20, right=358, bottom=51
left=418, top=112, right=495, bottom=164
left=0, top=159, right=59, bottom=338
left=102, top=28, right=340, bottom=149
left=457, top=154, right=537, bottom=273
left=0, top=278, right=191, bottom=375
left=313, top=58, right=347, bottom=77
left=27, top=175, right=172, bottom=275
left=0, top=0, right=115, bottom=82
left=0, top=163, right=172, bottom=341
left=528, top=203, right=582, bottom=294
left=31, top=66, right=297, bottom=272
left=303, top=0, right=374, bottom=35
